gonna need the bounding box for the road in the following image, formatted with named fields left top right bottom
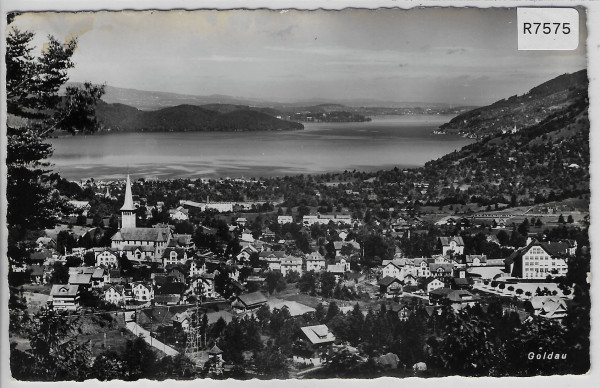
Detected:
left=125, top=321, right=179, bottom=356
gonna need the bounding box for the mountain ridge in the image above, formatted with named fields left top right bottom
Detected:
left=437, top=70, right=588, bottom=139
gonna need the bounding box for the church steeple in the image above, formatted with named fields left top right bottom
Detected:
left=120, top=174, right=136, bottom=228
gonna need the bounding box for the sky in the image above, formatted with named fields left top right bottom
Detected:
left=9, top=8, right=588, bottom=105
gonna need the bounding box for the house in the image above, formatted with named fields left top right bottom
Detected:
left=305, top=251, right=326, bottom=272
left=425, top=277, right=445, bottom=293
left=300, top=324, right=336, bottom=346
left=465, top=255, right=487, bottom=267
left=27, top=265, right=46, bottom=284
left=189, top=260, right=206, bottom=277
left=334, top=256, right=351, bottom=272
left=259, top=251, right=286, bottom=271
left=104, top=285, right=125, bottom=306
left=162, top=247, right=188, bottom=267
left=411, top=258, right=432, bottom=278
left=172, top=312, right=191, bottom=330
left=36, top=236, right=56, bottom=250
left=190, top=273, right=218, bottom=299
left=50, top=284, right=80, bottom=311
left=429, top=263, right=454, bottom=278
left=396, top=304, right=413, bottom=321
left=83, top=267, right=106, bottom=289
left=302, top=215, right=319, bottom=226
left=236, top=245, right=259, bottom=263
left=527, top=296, right=567, bottom=319
left=169, top=206, right=189, bottom=221
left=166, top=266, right=187, bottom=283
left=131, top=282, right=154, bottom=303
left=170, top=234, right=195, bottom=251
left=429, top=288, right=480, bottom=310
left=155, top=282, right=186, bottom=305
left=450, top=277, right=473, bottom=290
left=403, top=273, right=418, bottom=286
left=326, top=264, right=346, bottom=281
left=68, top=273, right=93, bottom=291
left=277, top=215, right=293, bottom=224
left=94, top=248, right=119, bottom=268
left=438, top=237, right=465, bottom=255
left=280, top=257, right=303, bottom=277
left=505, top=240, right=571, bottom=279
left=231, top=291, right=268, bottom=313
left=381, top=259, right=405, bottom=280
left=235, top=217, right=248, bottom=227
left=379, top=276, right=403, bottom=298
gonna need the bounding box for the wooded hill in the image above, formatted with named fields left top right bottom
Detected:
left=94, top=101, right=304, bottom=132
left=438, top=70, right=588, bottom=139
left=424, top=82, right=589, bottom=206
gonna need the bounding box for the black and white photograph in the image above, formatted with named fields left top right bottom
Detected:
left=1, top=0, right=598, bottom=384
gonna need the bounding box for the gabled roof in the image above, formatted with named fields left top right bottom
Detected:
left=379, top=276, right=402, bottom=287
left=300, top=324, right=336, bottom=345
left=382, top=259, right=406, bottom=269
left=117, top=227, right=171, bottom=242
left=439, top=236, right=465, bottom=246
left=162, top=247, right=187, bottom=260
left=51, top=284, right=79, bottom=297
left=327, top=264, right=346, bottom=274
left=235, top=291, right=267, bottom=307
left=259, top=251, right=286, bottom=259
left=68, top=273, right=92, bottom=285
left=306, top=252, right=325, bottom=261
left=429, top=263, right=454, bottom=273
left=157, top=282, right=187, bottom=295
left=526, top=241, right=570, bottom=257
left=208, top=345, right=223, bottom=355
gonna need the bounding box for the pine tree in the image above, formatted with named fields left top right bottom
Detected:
left=6, top=17, right=105, bottom=242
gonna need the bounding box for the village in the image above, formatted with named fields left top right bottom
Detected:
left=8, top=173, right=585, bottom=378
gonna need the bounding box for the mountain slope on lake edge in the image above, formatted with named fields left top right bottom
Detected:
left=437, top=70, right=588, bottom=139
left=94, top=101, right=304, bottom=132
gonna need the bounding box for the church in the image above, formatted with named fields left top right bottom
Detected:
left=111, top=175, right=172, bottom=262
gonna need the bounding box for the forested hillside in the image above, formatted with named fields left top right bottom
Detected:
left=94, top=102, right=304, bottom=132
left=438, top=70, right=588, bottom=139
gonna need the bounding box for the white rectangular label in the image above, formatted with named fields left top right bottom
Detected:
left=518, top=8, right=579, bottom=50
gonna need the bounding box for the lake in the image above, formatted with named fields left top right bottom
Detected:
left=48, top=115, right=473, bottom=180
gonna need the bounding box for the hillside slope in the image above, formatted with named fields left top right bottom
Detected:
left=438, top=70, right=588, bottom=139
left=94, top=101, right=304, bottom=132
left=423, top=88, right=589, bottom=206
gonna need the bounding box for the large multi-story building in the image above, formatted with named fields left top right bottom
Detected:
left=506, top=241, right=571, bottom=279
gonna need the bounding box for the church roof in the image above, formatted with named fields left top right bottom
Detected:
left=120, top=174, right=136, bottom=211
left=117, top=227, right=171, bottom=242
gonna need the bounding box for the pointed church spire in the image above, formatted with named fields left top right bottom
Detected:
left=120, top=174, right=136, bottom=211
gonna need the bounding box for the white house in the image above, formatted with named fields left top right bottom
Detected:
left=104, top=285, right=125, bottom=306
left=169, top=206, right=189, bottom=221
left=131, top=282, right=154, bottom=303
left=426, top=278, right=445, bottom=293
left=306, top=252, right=326, bottom=272
left=281, top=257, right=303, bottom=277
left=302, top=215, right=319, bottom=226
left=381, top=259, right=405, bottom=280
left=162, top=247, right=188, bottom=267
left=277, top=215, right=293, bottom=224
left=50, top=284, right=80, bottom=311
left=439, top=237, right=465, bottom=255
left=94, top=248, right=119, bottom=268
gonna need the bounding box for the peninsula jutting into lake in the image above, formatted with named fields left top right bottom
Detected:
left=5, top=6, right=591, bottom=383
